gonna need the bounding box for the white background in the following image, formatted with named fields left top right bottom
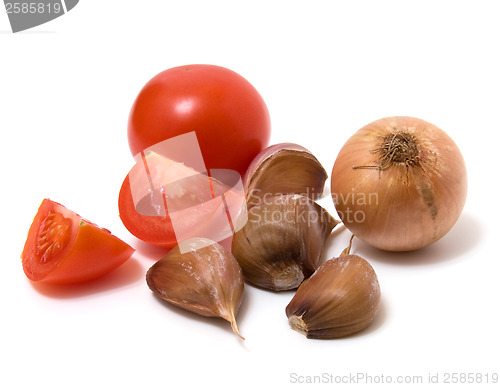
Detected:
left=1, top=1, right=499, bottom=386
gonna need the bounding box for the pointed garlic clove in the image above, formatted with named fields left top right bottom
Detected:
left=146, top=238, right=245, bottom=339
left=244, top=143, right=328, bottom=207
left=286, top=254, right=381, bottom=339
left=231, top=194, right=339, bottom=291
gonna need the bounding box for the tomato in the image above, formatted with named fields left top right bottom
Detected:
left=118, top=151, right=246, bottom=248
left=22, top=199, right=135, bottom=284
left=127, top=64, right=271, bottom=178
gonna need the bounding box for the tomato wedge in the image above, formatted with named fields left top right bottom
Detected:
left=118, top=151, right=246, bottom=248
left=22, top=199, right=135, bottom=284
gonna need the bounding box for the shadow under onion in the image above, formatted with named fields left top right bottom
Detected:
left=354, top=212, right=482, bottom=266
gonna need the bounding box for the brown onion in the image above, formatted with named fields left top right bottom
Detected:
left=331, top=116, right=467, bottom=251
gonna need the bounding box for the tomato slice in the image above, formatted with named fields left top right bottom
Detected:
left=22, top=199, right=135, bottom=284
left=118, top=151, right=246, bottom=248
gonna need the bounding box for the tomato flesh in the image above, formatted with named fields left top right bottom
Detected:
left=22, top=199, right=135, bottom=284
left=36, top=211, right=72, bottom=264
left=118, top=151, right=246, bottom=248
left=119, top=173, right=177, bottom=248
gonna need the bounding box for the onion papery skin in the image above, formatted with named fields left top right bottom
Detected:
left=331, top=116, right=467, bottom=252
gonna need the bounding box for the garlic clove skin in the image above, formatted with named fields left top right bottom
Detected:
left=286, top=254, right=381, bottom=339
left=231, top=194, right=339, bottom=291
left=146, top=238, right=245, bottom=339
left=244, top=143, right=328, bottom=207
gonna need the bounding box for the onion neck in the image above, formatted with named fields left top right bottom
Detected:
left=375, top=130, right=421, bottom=169
left=353, top=129, right=422, bottom=172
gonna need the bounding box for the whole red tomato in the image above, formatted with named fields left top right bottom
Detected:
left=127, top=64, right=271, bottom=177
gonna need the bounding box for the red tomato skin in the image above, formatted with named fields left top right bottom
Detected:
left=118, top=175, right=177, bottom=249
left=22, top=199, right=135, bottom=284
left=127, top=64, right=271, bottom=177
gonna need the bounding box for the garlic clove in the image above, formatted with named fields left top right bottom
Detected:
left=244, top=143, right=328, bottom=207
left=231, top=194, right=339, bottom=291
left=285, top=254, right=381, bottom=339
left=146, top=238, right=245, bottom=339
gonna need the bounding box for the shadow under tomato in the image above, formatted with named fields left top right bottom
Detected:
left=353, top=212, right=483, bottom=266
left=30, top=257, right=145, bottom=298
left=134, top=235, right=236, bottom=261
left=133, top=238, right=172, bottom=261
